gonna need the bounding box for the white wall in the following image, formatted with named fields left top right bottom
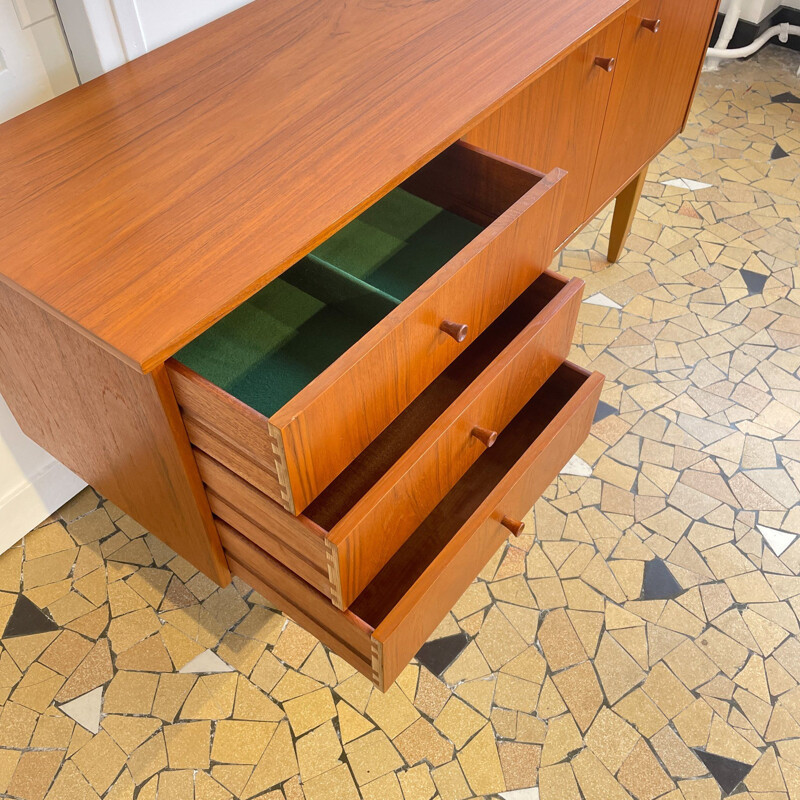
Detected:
left=0, top=399, right=85, bottom=548
left=718, top=0, right=779, bottom=24
left=54, top=0, right=127, bottom=82
left=131, top=0, right=253, bottom=50
left=719, top=0, right=800, bottom=24
left=56, top=0, right=254, bottom=81
left=0, top=0, right=85, bottom=551
left=0, top=0, right=77, bottom=117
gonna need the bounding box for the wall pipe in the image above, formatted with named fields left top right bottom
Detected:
left=707, top=22, right=800, bottom=58
left=716, top=0, right=744, bottom=52
left=707, top=0, right=800, bottom=77
left=706, top=0, right=743, bottom=70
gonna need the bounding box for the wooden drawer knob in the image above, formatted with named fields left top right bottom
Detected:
left=471, top=426, right=498, bottom=448
left=594, top=56, right=616, bottom=72
left=440, top=320, right=469, bottom=343
left=501, top=516, right=525, bottom=537
left=641, top=18, right=660, bottom=33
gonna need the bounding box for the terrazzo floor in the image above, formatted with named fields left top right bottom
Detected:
left=1, top=44, right=800, bottom=800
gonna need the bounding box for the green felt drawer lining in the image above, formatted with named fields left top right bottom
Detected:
left=174, top=188, right=485, bottom=418
left=309, top=187, right=485, bottom=301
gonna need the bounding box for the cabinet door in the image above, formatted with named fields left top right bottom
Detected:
left=587, top=0, right=719, bottom=215
left=464, top=17, right=625, bottom=248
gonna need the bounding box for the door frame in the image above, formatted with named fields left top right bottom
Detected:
left=0, top=0, right=86, bottom=550
left=54, top=0, right=141, bottom=82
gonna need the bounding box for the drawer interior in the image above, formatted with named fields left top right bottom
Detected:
left=308, top=187, right=482, bottom=302
left=303, top=271, right=567, bottom=531
left=172, top=143, right=544, bottom=418
left=349, top=362, right=590, bottom=629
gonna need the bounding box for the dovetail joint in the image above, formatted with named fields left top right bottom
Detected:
left=325, top=540, right=344, bottom=610
left=371, top=639, right=383, bottom=690
left=267, top=422, right=294, bottom=511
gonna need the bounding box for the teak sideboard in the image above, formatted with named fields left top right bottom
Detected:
left=0, top=0, right=719, bottom=690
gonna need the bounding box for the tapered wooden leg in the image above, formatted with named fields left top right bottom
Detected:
left=607, top=166, right=648, bottom=262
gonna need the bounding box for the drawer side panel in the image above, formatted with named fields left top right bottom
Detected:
left=209, top=492, right=331, bottom=596
left=168, top=359, right=294, bottom=510
left=194, top=449, right=331, bottom=591
left=220, top=523, right=374, bottom=679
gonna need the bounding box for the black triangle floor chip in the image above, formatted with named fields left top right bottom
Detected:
left=416, top=632, right=470, bottom=677
left=693, top=749, right=754, bottom=796
left=771, top=143, right=790, bottom=160
left=2, top=594, right=59, bottom=639
left=740, top=268, right=768, bottom=295
left=771, top=92, right=800, bottom=104
left=642, top=558, right=683, bottom=600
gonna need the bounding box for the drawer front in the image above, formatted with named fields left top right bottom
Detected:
left=329, top=275, right=585, bottom=609
left=217, top=363, right=603, bottom=691
left=465, top=14, right=625, bottom=247
left=372, top=364, right=603, bottom=688
left=272, top=153, right=567, bottom=512
left=587, top=0, right=719, bottom=214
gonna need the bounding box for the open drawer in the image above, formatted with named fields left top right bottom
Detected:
left=220, top=362, right=604, bottom=690
left=192, top=272, right=585, bottom=608
left=167, top=142, right=566, bottom=513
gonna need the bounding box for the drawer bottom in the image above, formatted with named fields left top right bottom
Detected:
left=219, top=362, right=602, bottom=690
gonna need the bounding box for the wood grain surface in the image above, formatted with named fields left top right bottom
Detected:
left=464, top=14, right=625, bottom=247
left=168, top=360, right=281, bottom=473
left=221, top=523, right=375, bottom=679
left=0, top=282, right=229, bottom=584
left=607, top=166, right=649, bottom=262
left=184, top=416, right=285, bottom=500
left=0, top=0, right=631, bottom=372
left=193, top=448, right=330, bottom=580
left=168, top=146, right=567, bottom=515
left=218, top=363, right=603, bottom=689
left=209, top=492, right=331, bottom=596
left=168, top=359, right=294, bottom=510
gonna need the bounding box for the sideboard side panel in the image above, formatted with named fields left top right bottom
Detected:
left=0, top=282, right=230, bottom=585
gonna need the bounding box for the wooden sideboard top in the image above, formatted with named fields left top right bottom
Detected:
left=0, top=0, right=630, bottom=372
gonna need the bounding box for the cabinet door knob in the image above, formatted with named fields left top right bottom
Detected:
left=594, top=56, right=616, bottom=72
left=439, top=320, right=469, bottom=342
left=641, top=18, right=661, bottom=33
left=501, top=516, right=525, bottom=537
left=471, top=426, right=498, bottom=448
